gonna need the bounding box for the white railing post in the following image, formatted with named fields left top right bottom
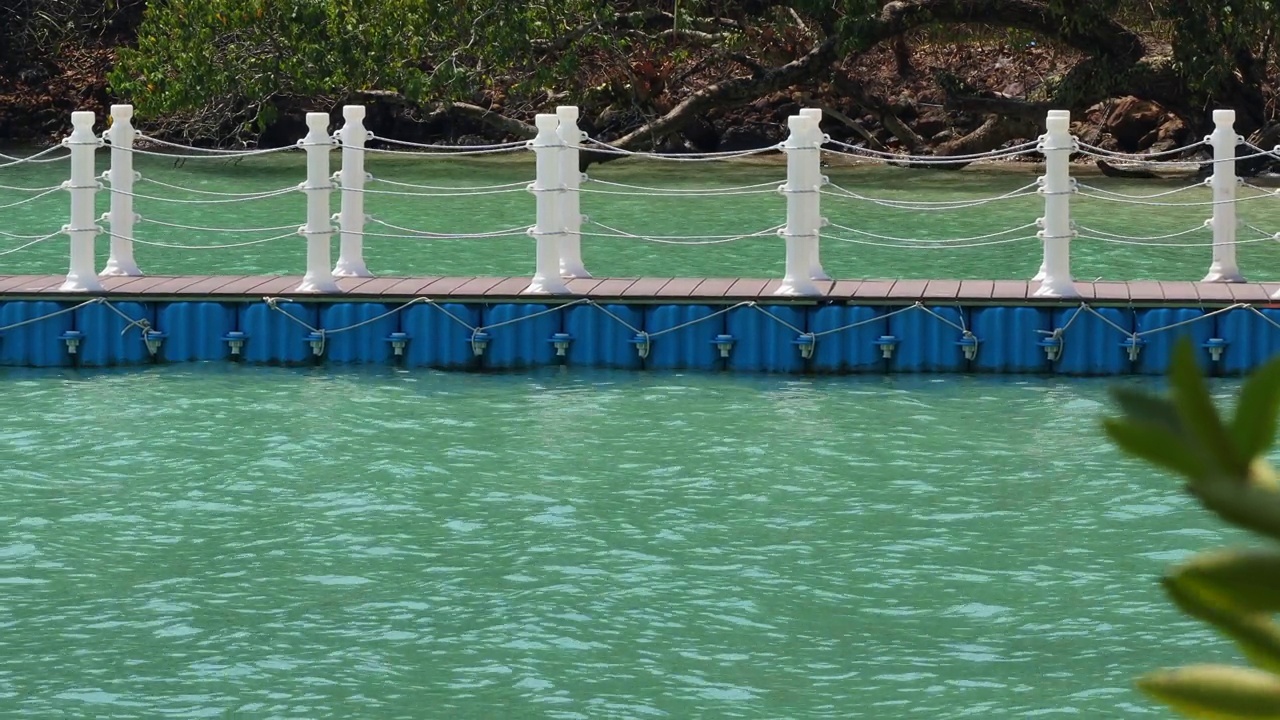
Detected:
left=799, top=107, right=831, bottom=281
left=1032, top=110, right=1077, bottom=298
left=775, top=114, right=821, bottom=296
left=556, top=106, right=591, bottom=279
left=100, top=104, right=141, bottom=277
left=333, top=105, right=372, bottom=278
left=524, top=113, right=570, bottom=295
left=59, top=111, right=104, bottom=292
left=1203, top=109, right=1244, bottom=283
left=296, top=112, right=339, bottom=293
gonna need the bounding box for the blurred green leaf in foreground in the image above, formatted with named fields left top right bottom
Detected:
left=1104, top=338, right=1280, bottom=718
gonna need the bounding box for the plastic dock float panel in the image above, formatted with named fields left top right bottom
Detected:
left=643, top=305, right=723, bottom=371
left=401, top=302, right=480, bottom=370
left=1218, top=307, right=1280, bottom=377
left=1051, top=306, right=1133, bottom=376
left=1134, top=308, right=1213, bottom=375
left=76, top=301, right=154, bottom=367
left=887, top=305, right=969, bottom=373
left=0, top=275, right=1277, bottom=374
left=563, top=303, right=643, bottom=370
left=157, top=302, right=237, bottom=363
left=0, top=301, right=74, bottom=368
left=321, top=303, right=397, bottom=365
left=239, top=301, right=320, bottom=365
left=481, top=304, right=562, bottom=370
left=726, top=304, right=805, bottom=373
left=808, top=305, right=886, bottom=374
left=969, top=307, right=1052, bottom=373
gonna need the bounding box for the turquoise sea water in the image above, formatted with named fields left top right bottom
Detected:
left=3, top=147, right=1280, bottom=282
left=0, top=367, right=1251, bottom=718
left=0, top=147, right=1265, bottom=718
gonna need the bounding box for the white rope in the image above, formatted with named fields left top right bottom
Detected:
left=1073, top=224, right=1208, bottom=241
left=131, top=134, right=298, bottom=157
left=810, top=304, right=917, bottom=338
left=1076, top=184, right=1275, bottom=207
left=109, top=187, right=297, bottom=204
left=371, top=177, right=530, bottom=191
left=367, top=218, right=530, bottom=238
left=1076, top=233, right=1278, bottom=247
left=582, top=137, right=780, bottom=161
left=0, top=228, right=62, bottom=240
left=583, top=219, right=783, bottom=245
left=1239, top=141, right=1280, bottom=163
left=829, top=137, right=1039, bottom=159
left=1075, top=146, right=1272, bottom=166
left=583, top=177, right=783, bottom=193
left=339, top=185, right=527, bottom=197
left=359, top=145, right=527, bottom=157
left=0, top=297, right=103, bottom=334
left=137, top=217, right=301, bottom=233
left=823, top=182, right=1039, bottom=210
left=579, top=185, right=779, bottom=197
left=1247, top=305, right=1280, bottom=333
left=0, top=146, right=71, bottom=168
left=103, top=228, right=297, bottom=249
left=0, top=232, right=61, bottom=256
left=261, top=296, right=436, bottom=355
left=369, top=136, right=527, bottom=151
left=0, top=187, right=62, bottom=209
left=267, top=295, right=592, bottom=357
left=1075, top=183, right=1206, bottom=200
left=1075, top=140, right=1206, bottom=160
left=97, top=300, right=155, bottom=337
left=822, top=143, right=1038, bottom=165
left=138, top=176, right=299, bottom=197
left=824, top=221, right=1038, bottom=244
left=1136, top=302, right=1244, bottom=335
left=581, top=301, right=809, bottom=358
left=646, top=301, right=755, bottom=338
left=823, top=233, right=1033, bottom=249
left=1245, top=223, right=1280, bottom=239
left=0, top=183, right=63, bottom=192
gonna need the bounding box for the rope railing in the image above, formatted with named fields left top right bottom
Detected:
left=822, top=181, right=1040, bottom=210
left=822, top=138, right=1040, bottom=164
left=823, top=233, right=1037, bottom=249
left=582, top=219, right=784, bottom=245
left=824, top=221, right=1039, bottom=244
left=0, top=146, right=71, bottom=168
left=7, top=103, right=1280, bottom=298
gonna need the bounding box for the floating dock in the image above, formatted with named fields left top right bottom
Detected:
left=1, top=274, right=1278, bottom=375
left=6, top=106, right=1280, bottom=375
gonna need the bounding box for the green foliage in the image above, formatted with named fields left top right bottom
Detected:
left=1104, top=339, right=1280, bottom=718
left=109, top=0, right=615, bottom=130
left=1, top=0, right=145, bottom=70
left=1160, top=0, right=1278, bottom=97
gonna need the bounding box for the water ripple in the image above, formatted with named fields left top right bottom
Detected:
left=0, top=367, right=1248, bottom=717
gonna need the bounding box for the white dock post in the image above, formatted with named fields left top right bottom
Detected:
left=524, top=114, right=570, bottom=295
left=798, top=107, right=831, bottom=281
left=333, top=105, right=372, bottom=278
left=1032, top=110, right=1077, bottom=298
left=101, top=104, right=141, bottom=277
left=296, top=112, right=339, bottom=293
left=775, top=114, right=821, bottom=296
left=557, top=106, right=591, bottom=279
left=1203, top=109, right=1244, bottom=283
left=59, top=111, right=104, bottom=292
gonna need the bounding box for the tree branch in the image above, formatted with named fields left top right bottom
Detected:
left=857, top=0, right=1144, bottom=62
left=581, top=35, right=840, bottom=168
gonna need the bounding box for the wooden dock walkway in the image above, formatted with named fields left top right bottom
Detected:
left=0, top=275, right=1276, bottom=304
